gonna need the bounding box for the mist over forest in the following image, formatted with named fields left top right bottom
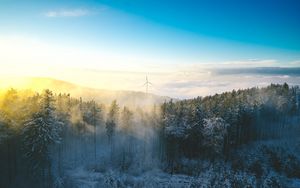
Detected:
left=1, top=0, right=300, bottom=187
left=1, top=83, right=300, bottom=187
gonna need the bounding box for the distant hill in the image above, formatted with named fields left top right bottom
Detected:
left=0, top=77, right=172, bottom=107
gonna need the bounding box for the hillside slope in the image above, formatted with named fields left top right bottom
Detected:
left=0, top=77, right=172, bottom=107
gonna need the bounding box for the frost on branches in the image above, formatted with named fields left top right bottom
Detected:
left=202, top=117, right=229, bottom=156
left=22, top=90, right=62, bottom=175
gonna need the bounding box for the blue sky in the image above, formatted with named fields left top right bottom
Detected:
left=1, top=0, right=300, bottom=64
left=0, top=0, right=300, bottom=97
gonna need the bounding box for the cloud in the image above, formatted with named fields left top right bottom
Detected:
left=162, top=80, right=230, bottom=89
left=192, top=59, right=279, bottom=69
left=44, top=8, right=96, bottom=18
left=213, top=67, right=300, bottom=76
left=1, top=35, right=300, bottom=98
left=289, top=60, right=300, bottom=66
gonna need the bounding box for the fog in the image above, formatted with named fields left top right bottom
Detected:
left=1, top=83, right=300, bottom=187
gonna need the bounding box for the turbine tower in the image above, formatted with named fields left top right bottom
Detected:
left=142, top=76, right=152, bottom=94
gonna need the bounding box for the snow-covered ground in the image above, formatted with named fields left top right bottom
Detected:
left=58, top=138, right=300, bottom=188
left=65, top=167, right=196, bottom=188
left=63, top=164, right=300, bottom=188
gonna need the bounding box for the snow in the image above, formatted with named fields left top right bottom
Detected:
left=65, top=167, right=197, bottom=188
left=59, top=138, right=300, bottom=188
left=64, top=164, right=259, bottom=188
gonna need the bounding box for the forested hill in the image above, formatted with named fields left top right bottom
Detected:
left=0, top=77, right=172, bottom=107
left=161, top=83, right=300, bottom=151
left=1, top=83, right=300, bottom=187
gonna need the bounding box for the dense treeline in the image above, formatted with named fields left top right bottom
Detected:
left=0, top=83, right=300, bottom=187
left=160, top=83, right=300, bottom=172
left=0, top=88, right=160, bottom=187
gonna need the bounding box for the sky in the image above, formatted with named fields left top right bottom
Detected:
left=0, top=0, right=300, bottom=98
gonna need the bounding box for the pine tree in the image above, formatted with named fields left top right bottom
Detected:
left=106, top=100, right=119, bottom=160
left=90, top=101, right=102, bottom=161
left=184, top=102, right=205, bottom=157
left=121, top=107, right=133, bottom=133
left=0, top=111, right=11, bottom=144
left=120, top=106, right=133, bottom=170
left=202, top=117, right=228, bottom=158
left=106, top=100, right=119, bottom=143
left=54, top=93, right=70, bottom=179
left=22, top=89, right=62, bottom=187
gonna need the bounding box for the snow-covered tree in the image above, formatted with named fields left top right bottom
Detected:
left=119, top=107, right=134, bottom=170
left=22, top=89, right=62, bottom=186
left=106, top=100, right=119, bottom=144
left=0, top=112, right=10, bottom=144
left=202, top=117, right=229, bottom=157
left=106, top=100, right=120, bottom=162
left=183, top=102, right=205, bottom=158
left=120, top=107, right=133, bottom=133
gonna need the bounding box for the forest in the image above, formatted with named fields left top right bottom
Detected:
left=1, top=83, right=300, bottom=188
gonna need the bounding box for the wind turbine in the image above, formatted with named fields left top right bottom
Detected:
left=142, top=76, right=153, bottom=94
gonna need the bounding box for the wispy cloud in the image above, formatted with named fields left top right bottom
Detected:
left=213, top=67, right=300, bottom=76
left=193, top=59, right=279, bottom=69
left=44, top=8, right=98, bottom=18
left=289, top=60, right=300, bottom=66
